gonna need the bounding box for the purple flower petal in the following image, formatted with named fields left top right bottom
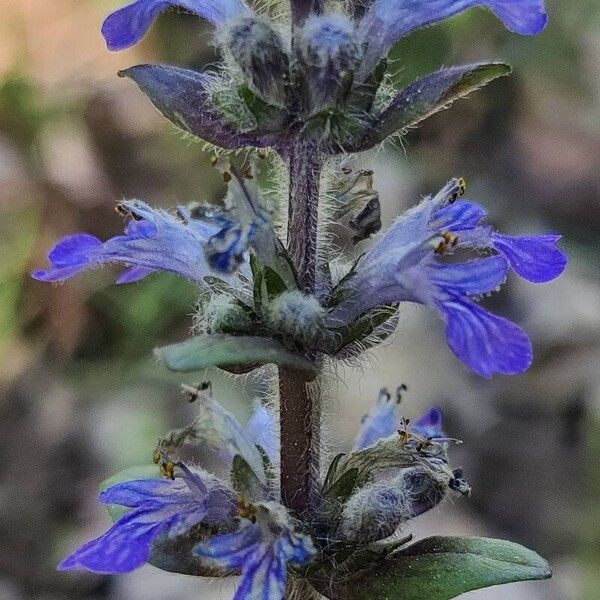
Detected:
left=412, top=407, right=445, bottom=438
left=441, top=297, right=532, bottom=377
left=58, top=509, right=173, bottom=573
left=353, top=389, right=400, bottom=450
left=430, top=200, right=487, bottom=231
left=196, top=525, right=262, bottom=566
left=100, top=478, right=183, bottom=508
left=59, top=466, right=238, bottom=574
left=492, top=233, right=567, bottom=283
left=359, top=0, right=547, bottom=77
left=32, top=201, right=225, bottom=286
left=116, top=266, right=156, bottom=284
left=195, top=505, right=315, bottom=600
left=102, top=0, right=251, bottom=51
left=48, top=234, right=103, bottom=266
left=426, top=256, right=508, bottom=297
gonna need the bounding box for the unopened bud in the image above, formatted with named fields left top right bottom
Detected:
left=202, top=294, right=254, bottom=335
left=224, top=17, right=289, bottom=105
left=266, top=290, right=324, bottom=345
left=298, top=14, right=362, bottom=112
left=339, top=467, right=447, bottom=543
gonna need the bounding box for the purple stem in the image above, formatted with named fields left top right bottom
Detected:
left=279, top=141, right=323, bottom=519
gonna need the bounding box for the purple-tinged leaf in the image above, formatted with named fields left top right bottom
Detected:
left=345, top=63, right=511, bottom=152
left=120, top=64, right=278, bottom=149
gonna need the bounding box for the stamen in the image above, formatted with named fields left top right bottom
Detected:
left=238, top=497, right=258, bottom=524
left=175, top=208, right=189, bottom=225
left=395, top=383, right=408, bottom=404
left=449, top=177, right=467, bottom=203
left=181, top=381, right=211, bottom=403
left=398, top=416, right=411, bottom=445
left=435, top=232, right=460, bottom=254
left=159, top=460, right=176, bottom=480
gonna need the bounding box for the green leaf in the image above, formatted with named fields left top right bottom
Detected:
left=155, top=334, right=315, bottom=375
left=347, top=62, right=511, bottom=151
left=333, top=536, right=551, bottom=600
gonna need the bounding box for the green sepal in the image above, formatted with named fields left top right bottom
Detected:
left=346, top=62, right=512, bottom=151
left=328, top=305, right=398, bottom=354
left=238, top=85, right=286, bottom=133
left=155, top=334, right=315, bottom=375
left=231, top=453, right=267, bottom=500
left=264, top=266, right=288, bottom=301
left=250, top=254, right=265, bottom=313
left=347, top=58, right=388, bottom=114
left=322, top=453, right=346, bottom=492
left=322, top=468, right=359, bottom=505
left=327, top=536, right=552, bottom=600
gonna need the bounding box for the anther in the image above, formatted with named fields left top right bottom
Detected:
left=223, top=171, right=232, bottom=183
left=238, top=497, right=258, bottom=523
left=115, top=203, right=129, bottom=217
left=160, top=461, right=176, bottom=480
left=175, top=208, right=189, bottom=224
left=152, top=449, right=161, bottom=464
left=396, top=383, right=408, bottom=403
left=435, top=232, right=460, bottom=254
left=181, top=381, right=211, bottom=403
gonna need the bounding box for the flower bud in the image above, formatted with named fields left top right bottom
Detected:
left=339, top=467, right=446, bottom=543
left=201, top=294, right=254, bottom=335
left=298, top=14, right=362, bottom=112
left=266, top=290, right=324, bottom=345
left=223, top=17, right=289, bottom=105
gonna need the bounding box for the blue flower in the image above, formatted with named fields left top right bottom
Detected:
left=31, top=198, right=266, bottom=285
left=195, top=502, right=316, bottom=600
left=358, top=0, right=548, bottom=78
left=102, top=0, right=251, bottom=51
left=32, top=201, right=224, bottom=285
left=58, top=464, right=238, bottom=574
left=329, top=179, right=567, bottom=377
left=57, top=397, right=311, bottom=600
left=412, top=406, right=445, bottom=439
left=353, top=387, right=447, bottom=450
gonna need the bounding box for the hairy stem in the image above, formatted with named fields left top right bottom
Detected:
left=279, top=141, right=323, bottom=519
left=279, top=366, right=320, bottom=517
left=286, top=143, right=323, bottom=293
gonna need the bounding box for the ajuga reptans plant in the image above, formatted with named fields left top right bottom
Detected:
left=35, top=0, right=567, bottom=598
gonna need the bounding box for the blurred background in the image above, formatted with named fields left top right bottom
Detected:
left=1, top=0, right=599, bottom=599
